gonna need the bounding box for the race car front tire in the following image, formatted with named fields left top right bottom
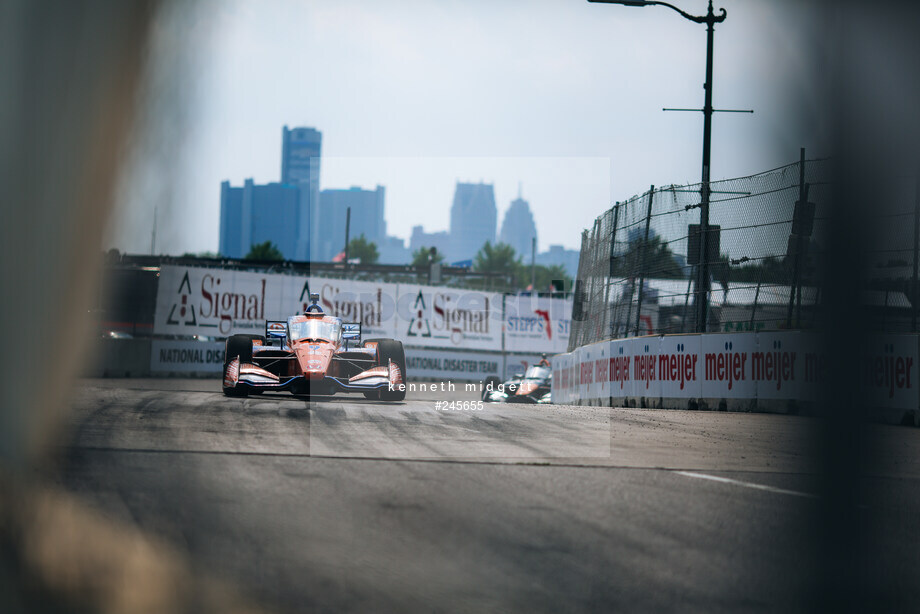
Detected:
left=223, top=334, right=257, bottom=397
left=481, top=376, right=502, bottom=401
left=366, top=338, right=407, bottom=401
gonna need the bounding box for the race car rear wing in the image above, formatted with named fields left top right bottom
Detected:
left=342, top=322, right=361, bottom=347
left=265, top=320, right=287, bottom=345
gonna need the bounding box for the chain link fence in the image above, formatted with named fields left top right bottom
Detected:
left=570, top=156, right=833, bottom=350
left=861, top=171, right=920, bottom=334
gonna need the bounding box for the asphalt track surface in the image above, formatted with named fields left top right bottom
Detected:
left=58, top=379, right=920, bottom=613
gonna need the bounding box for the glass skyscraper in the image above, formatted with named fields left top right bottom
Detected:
left=499, top=195, right=538, bottom=261
left=449, top=182, right=497, bottom=262
left=281, top=126, right=322, bottom=260
left=281, top=126, right=322, bottom=184
left=219, top=126, right=322, bottom=261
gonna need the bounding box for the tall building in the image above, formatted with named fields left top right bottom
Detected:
left=318, top=186, right=386, bottom=261
left=449, top=182, right=496, bottom=262
left=280, top=126, right=322, bottom=260
left=281, top=126, right=322, bottom=184
left=219, top=182, right=244, bottom=258
left=219, top=180, right=304, bottom=260
left=378, top=236, right=411, bottom=264
left=220, top=125, right=414, bottom=264
left=409, top=225, right=451, bottom=260
left=219, top=126, right=323, bottom=261
left=499, top=194, right=538, bottom=261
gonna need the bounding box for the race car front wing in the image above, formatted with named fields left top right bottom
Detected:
left=225, top=357, right=404, bottom=395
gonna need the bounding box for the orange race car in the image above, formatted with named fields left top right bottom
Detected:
left=222, top=293, right=406, bottom=400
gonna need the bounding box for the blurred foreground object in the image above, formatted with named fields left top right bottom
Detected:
left=0, top=2, right=270, bottom=612
left=0, top=470, right=266, bottom=614
left=0, top=0, right=152, bottom=465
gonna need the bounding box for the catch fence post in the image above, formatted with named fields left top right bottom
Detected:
left=750, top=280, right=761, bottom=330
left=608, top=202, right=621, bottom=339
left=635, top=186, right=655, bottom=336
left=884, top=290, right=890, bottom=332
left=787, top=148, right=806, bottom=328
left=913, top=172, right=919, bottom=332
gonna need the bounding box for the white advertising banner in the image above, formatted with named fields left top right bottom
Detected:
left=608, top=338, right=633, bottom=400
left=700, top=333, right=758, bottom=399
left=155, top=266, right=399, bottom=338
left=552, top=352, right=576, bottom=405
left=310, top=277, right=396, bottom=340
left=156, top=267, right=569, bottom=354
left=563, top=351, right=577, bottom=405
left=596, top=341, right=614, bottom=402
left=657, top=334, right=703, bottom=399
left=155, top=266, right=307, bottom=337
left=151, top=340, right=225, bottom=373
left=754, top=331, right=814, bottom=401
left=504, top=295, right=572, bottom=354
left=557, top=331, right=920, bottom=411
left=630, top=337, right=661, bottom=400
left=578, top=343, right=599, bottom=402
left=404, top=348, right=503, bottom=381
left=862, top=334, right=919, bottom=410
left=395, top=283, right=503, bottom=351
left=573, top=345, right=587, bottom=402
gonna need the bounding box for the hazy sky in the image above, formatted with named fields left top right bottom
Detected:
left=108, top=0, right=822, bottom=256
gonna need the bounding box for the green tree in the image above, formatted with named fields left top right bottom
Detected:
left=346, top=234, right=379, bottom=265
left=182, top=250, right=221, bottom=259
left=411, top=246, right=444, bottom=267
left=532, top=263, right=572, bottom=292
left=474, top=242, right=520, bottom=274
left=244, top=241, right=283, bottom=261
left=473, top=242, right=522, bottom=288
left=727, top=256, right=789, bottom=284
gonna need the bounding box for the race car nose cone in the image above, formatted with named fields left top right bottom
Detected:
left=517, top=381, right=539, bottom=396
left=294, top=343, right=332, bottom=379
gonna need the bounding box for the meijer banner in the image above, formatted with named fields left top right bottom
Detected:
left=553, top=331, right=920, bottom=411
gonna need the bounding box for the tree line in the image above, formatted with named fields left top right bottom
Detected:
left=236, top=237, right=571, bottom=292
left=203, top=231, right=796, bottom=290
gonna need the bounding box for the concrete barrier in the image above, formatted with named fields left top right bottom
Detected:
left=86, top=338, right=152, bottom=378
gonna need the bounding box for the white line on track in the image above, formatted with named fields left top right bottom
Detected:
left=676, top=471, right=818, bottom=499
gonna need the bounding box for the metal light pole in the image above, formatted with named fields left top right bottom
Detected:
left=696, top=1, right=724, bottom=333
left=531, top=236, right=537, bottom=292
left=588, top=0, right=728, bottom=332
left=343, top=206, right=351, bottom=276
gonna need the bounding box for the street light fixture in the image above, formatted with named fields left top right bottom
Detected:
left=588, top=0, right=729, bottom=333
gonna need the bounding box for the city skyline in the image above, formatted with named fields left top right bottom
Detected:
left=218, top=124, right=583, bottom=266
left=323, top=154, right=610, bottom=256
left=227, top=148, right=610, bottom=260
